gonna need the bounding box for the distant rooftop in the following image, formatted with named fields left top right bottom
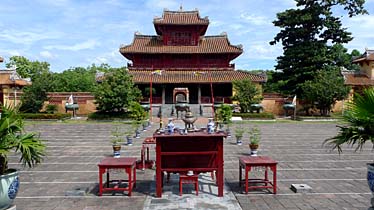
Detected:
left=352, top=49, right=374, bottom=63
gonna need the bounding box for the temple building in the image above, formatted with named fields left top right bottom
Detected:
left=119, top=9, right=266, bottom=105
left=343, top=49, right=374, bottom=93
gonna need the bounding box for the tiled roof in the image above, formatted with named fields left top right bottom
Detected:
left=128, top=69, right=266, bottom=84
left=352, top=49, right=374, bottom=63
left=153, top=10, right=209, bottom=25
left=0, top=70, right=31, bottom=86
left=120, top=34, right=243, bottom=54
left=343, top=72, right=374, bottom=86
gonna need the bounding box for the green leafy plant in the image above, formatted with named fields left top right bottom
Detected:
left=45, top=104, right=58, bottom=114
left=235, top=127, right=245, bottom=138
left=232, top=79, right=263, bottom=113
left=249, top=126, right=261, bottom=145
left=216, top=104, right=232, bottom=124
left=0, top=105, right=46, bottom=175
left=110, top=126, right=124, bottom=145
left=324, top=88, right=374, bottom=152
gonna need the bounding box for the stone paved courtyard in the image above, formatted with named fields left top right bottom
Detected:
left=11, top=119, right=373, bottom=210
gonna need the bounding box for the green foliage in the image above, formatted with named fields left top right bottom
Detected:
left=49, top=66, right=97, bottom=92
left=18, top=113, right=71, bottom=120
left=129, top=101, right=147, bottom=122
left=110, top=126, right=124, bottom=145
left=232, top=112, right=275, bottom=119
left=324, top=88, right=374, bottom=153
left=235, top=127, right=245, bottom=138
left=300, top=66, right=350, bottom=116
left=215, top=104, right=232, bottom=124
left=45, top=104, right=58, bottom=114
left=329, top=44, right=361, bottom=71
left=0, top=105, right=46, bottom=175
left=20, top=72, right=54, bottom=113
left=249, top=126, right=261, bottom=145
left=270, top=0, right=367, bottom=96
left=93, top=67, right=142, bottom=113
left=232, top=79, right=263, bottom=113
left=6, top=56, right=50, bottom=80
left=262, top=70, right=286, bottom=93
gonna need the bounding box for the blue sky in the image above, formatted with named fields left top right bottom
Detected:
left=1, top=0, right=374, bottom=72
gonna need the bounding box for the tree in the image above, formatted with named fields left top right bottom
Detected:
left=93, top=67, right=141, bottom=113
left=300, top=66, right=350, bottom=116
left=6, top=56, right=50, bottom=80
left=232, top=79, right=263, bottom=113
left=19, top=72, right=54, bottom=113
left=329, top=44, right=361, bottom=71
left=270, top=0, right=367, bottom=96
left=50, top=67, right=96, bottom=92
left=262, top=70, right=286, bottom=93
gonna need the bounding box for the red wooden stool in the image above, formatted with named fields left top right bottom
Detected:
left=179, top=174, right=199, bottom=196
left=98, top=157, right=137, bottom=196
left=239, top=156, right=277, bottom=194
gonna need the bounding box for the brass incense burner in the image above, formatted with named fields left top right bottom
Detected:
left=182, top=111, right=197, bottom=132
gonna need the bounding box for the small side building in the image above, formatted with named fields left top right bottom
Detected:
left=0, top=58, right=31, bottom=107
left=343, top=49, right=374, bottom=93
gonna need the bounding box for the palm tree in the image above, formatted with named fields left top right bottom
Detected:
left=324, top=87, right=374, bottom=152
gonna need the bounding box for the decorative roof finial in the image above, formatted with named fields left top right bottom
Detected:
left=179, top=4, right=183, bottom=11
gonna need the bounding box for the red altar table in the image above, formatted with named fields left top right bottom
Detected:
left=154, top=131, right=226, bottom=197
left=239, top=156, right=277, bottom=194
left=98, top=157, right=137, bottom=196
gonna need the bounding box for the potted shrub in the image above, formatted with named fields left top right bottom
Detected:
left=216, top=104, right=233, bottom=136
left=235, top=128, right=245, bottom=145
left=0, top=105, right=46, bottom=210
left=324, top=88, right=374, bottom=206
left=249, top=126, right=261, bottom=156
left=110, top=126, right=124, bottom=158
left=125, top=129, right=133, bottom=146
left=129, top=101, right=146, bottom=137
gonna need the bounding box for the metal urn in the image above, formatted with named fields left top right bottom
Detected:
left=182, top=111, right=197, bottom=132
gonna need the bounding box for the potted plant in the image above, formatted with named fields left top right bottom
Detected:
left=216, top=104, right=233, bottom=136
left=0, top=105, right=46, bottom=210
left=125, top=129, right=133, bottom=146
left=324, top=88, right=374, bottom=206
left=235, top=128, right=245, bottom=145
left=249, top=126, right=261, bottom=156
left=110, top=126, right=124, bottom=158
left=129, top=101, right=146, bottom=136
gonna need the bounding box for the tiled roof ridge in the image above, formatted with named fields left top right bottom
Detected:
left=203, top=33, right=243, bottom=50
left=153, top=8, right=209, bottom=24
left=365, top=49, right=374, bottom=56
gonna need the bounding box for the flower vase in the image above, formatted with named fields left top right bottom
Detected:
left=367, top=163, right=374, bottom=207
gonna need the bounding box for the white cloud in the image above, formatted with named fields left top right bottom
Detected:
left=348, top=15, right=374, bottom=29
left=240, top=13, right=271, bottom=25
left=44, top=40, right=99, bottom=51
left=0, top=30, right=62, bottom=45
left=40, top=50, right=55, bottom=59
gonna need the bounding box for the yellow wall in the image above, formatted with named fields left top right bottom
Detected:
left=1, top=86, right=22, bottom=108
left=360, top=61, right=374, bottom=79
